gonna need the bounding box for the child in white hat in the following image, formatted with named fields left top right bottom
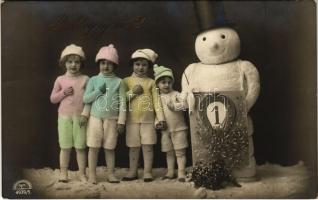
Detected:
left=122, top=49, right=166, bottom=182
left=83, top=44, right=126, bottom=184
left=154, top=64, right=189, bottom=182
left=50, top=44, right=90, bottom=182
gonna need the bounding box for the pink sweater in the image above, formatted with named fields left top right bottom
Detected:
left=50, top=73, right=89, bottom=117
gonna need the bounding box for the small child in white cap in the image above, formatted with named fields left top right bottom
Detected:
left=153, top=64, right=189, bottom=182
left=83, top=44, right=126, bottom=184
left=50, top=44, right=90, bottom=182
left=122, top=49, right=166, bottom=182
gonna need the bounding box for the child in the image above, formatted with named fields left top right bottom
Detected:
left=122, top=49, right=166, bottom=182
left=153, top=64, right=189, bottom=182
left=83, top=44, right=126, bottom=184
left=50, top=44, right=89, bottom=182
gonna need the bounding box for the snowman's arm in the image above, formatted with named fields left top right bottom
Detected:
left=181, top=64, right=196, bottom=114
left=240, top=60, right=260, bottom=111
left=181, top=63, right=196, bottom=94
left=181, top=65, right=192, bottom=94
left=181, top=73, right=189, bottom=92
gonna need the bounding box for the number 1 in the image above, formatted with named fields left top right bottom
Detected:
left=211, top=106, right=220, bottom=124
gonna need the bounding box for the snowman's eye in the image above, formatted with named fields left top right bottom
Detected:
left=202, top=37, right=206, bottom=41
left=221, top=34, right=226, bottom=39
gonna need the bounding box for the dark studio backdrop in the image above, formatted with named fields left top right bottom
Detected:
left=2, top=1, right=317, bottom=197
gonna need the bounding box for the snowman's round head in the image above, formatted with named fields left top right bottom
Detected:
left=195, top=27, right=240, bottom=65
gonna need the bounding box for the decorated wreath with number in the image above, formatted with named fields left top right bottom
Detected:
left=191, top=93, right=249, bottom=190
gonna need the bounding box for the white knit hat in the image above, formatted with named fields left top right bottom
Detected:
left=131, top=49, right=158, bottom=63
left=60, top=44, right=85, bottom=61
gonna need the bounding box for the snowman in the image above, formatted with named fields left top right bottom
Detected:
left=181, top=14, right=260, bottom=180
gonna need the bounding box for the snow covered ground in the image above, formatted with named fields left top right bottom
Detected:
left=23, top=161, right=313, bottom=198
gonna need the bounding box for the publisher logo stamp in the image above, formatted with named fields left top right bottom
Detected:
left=13, top=180, right=32, bottom=195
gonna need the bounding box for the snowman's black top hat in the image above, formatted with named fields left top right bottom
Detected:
left=193, top=1, right=236, bottom=35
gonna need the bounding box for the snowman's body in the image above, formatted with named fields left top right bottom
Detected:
left=182, top=27, right=260, bottom=179
left=184, top=61, right=243, bottom=92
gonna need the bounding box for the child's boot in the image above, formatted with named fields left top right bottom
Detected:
left=105, top=149, right=120, bottom=183
left=88, top=147, right=99, bottom=184
left=176, top=149, right=186, bottom=182
left=59, top=149, right=71, bottom=182
left=59, top=167, right=69, bottom=183
left=76, top=149, right=88, bottom=182
left=122, top=147, right=140, bottom=181
left=142, top=145, right=154, bottom=182
left=163, top=150, right=176, bottom=179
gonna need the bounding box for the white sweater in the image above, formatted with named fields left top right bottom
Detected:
left=157, top=90, right=188, bottom=132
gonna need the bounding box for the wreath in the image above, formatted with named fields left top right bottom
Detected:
left=191, top=93, right=249, bottom=190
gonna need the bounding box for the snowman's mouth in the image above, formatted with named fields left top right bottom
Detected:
left=210, top=46, right=226, bottom=56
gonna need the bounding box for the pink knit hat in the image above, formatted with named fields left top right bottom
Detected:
left=95, top=44, right=119, bottom=65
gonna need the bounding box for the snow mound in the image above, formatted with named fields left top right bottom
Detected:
left=23, top=161, right=312, bottom=198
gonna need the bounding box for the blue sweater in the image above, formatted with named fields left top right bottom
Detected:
left=83, top=73, right=126, bottom=124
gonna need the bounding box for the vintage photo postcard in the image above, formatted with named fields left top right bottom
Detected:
left=1, top=1, right=317, bottom=198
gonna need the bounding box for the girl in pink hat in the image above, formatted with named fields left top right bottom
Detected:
left=83, top=44, right=126, bottom=184
left=50, top=44, right=90, bottom=182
